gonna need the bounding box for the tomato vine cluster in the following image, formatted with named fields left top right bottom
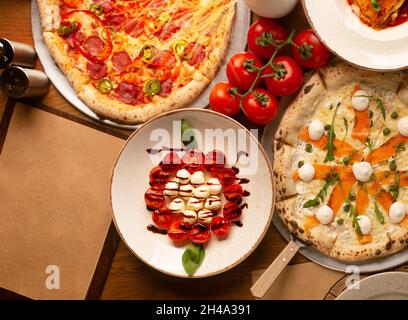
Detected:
left=210, top=18, right=331, bottom=125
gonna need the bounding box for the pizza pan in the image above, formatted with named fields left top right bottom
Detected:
left=30, top=0, right=250, bottom=130
left=261, top=84, right=408, bottom=274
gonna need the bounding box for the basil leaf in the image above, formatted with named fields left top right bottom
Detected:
left=181, top=119, right=197, bottom=149
left=182, top=243, right=205, bottom=276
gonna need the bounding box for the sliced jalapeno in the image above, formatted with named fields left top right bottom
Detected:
left=98, top=79, right=113, bottom=94
left=58, top=21, right=77, bottom=37
left=145, top=79, right=161, bottom=97
left=140, top=44, right=157, bottom=63
left=173, top=40, right=188, bottom=57
left=90, top=3, right=103, bottom=15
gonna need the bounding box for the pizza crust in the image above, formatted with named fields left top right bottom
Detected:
left=276, top=199, right=337, bottom=255
left=319, top=60, right=404, bottom=92
left=79, top=75, right=210, bottom=124
left=275, top=71, right=327, bottom=145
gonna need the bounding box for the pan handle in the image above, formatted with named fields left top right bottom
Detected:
left=250, top=240, right=301, bottom=298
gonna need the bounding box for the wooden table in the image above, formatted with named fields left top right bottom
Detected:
left=0, top=0, right=310, bottom=299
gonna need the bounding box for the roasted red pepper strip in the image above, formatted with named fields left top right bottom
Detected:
left=61, top=10, right=112, bottom=63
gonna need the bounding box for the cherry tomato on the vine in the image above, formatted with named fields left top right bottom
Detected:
left=247, top=18, right=287, bottom=60
left=168, top=221, right=191, bottom=242
left=262, top=56, right=304, bottom=97
left=291, top=29, right=331, bottom=69
left=226, top=52, right=263, bottom=91
left=209, top=82, right=241, bottom=117
left=189, top=223, right=211, bottom=244
left=242, top=88, right=279, bottom=125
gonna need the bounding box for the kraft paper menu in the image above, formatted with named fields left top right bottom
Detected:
left=0, top=103, right=123, bottom=299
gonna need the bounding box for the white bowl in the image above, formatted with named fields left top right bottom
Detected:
left=303, top=0, right=408, bottom=71
left=110, top=109, right=274, bottom=277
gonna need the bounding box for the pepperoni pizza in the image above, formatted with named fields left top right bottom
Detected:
left=274, top=62, right=408, bottom=261
left=37, top=0, right=236, bottom=124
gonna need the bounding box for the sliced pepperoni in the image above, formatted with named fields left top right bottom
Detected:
left=95, top=0, right=114, bottom=13
left=66, top=31, right=84, bottom=49
left=112, top=51, right=132, bottom=73
left=87, top=61, right=107, bottom=80
left=185, top=42, right=206, bottom=66
left=151, top=50, right=176, bottom=69
left=123, top=19, right=145, bottom=38
left=158, top=9, right=192, bottom=40
left=83, top=35, right=105, bottom=57
left=159, top=78, right=173, bottom=97
left=115, top=82, right=144, bottom=105
left=104, top=10, right=126, bottom=27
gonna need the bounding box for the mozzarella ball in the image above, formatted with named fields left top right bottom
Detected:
left=207, top=177, right=222, bottom=195
left=186, top=197, right=204, bottom=211
left=357, top=215, right=372, bottom=235
left=168, top=198, right=185, bottom=213
left=308, top=119, right=325, bottom=141
left=192, top=185, right=210, bottom=199
left=163, top=181, right=179, bottom=197
left=176, top=169, right=191, bottom=184
left=389, top=202, right=407, bottom=224
left=298, top=163, right=315, bottom=182
left=316, top=205, right=334, bottom=225
left=352, top=162, right=373, bottom=182
left=183, top=210, right=198, bottom=225
left=197, top=209, right=215, bottom=224
left=190, top=171, right=205, bottom=186
left=179, top=184, right=193, bottom=198
left=397, top=116, right=408, bottom=137
left=351, top=90, right=370, bottom=111
left=204, top=195, right=222, bottom=211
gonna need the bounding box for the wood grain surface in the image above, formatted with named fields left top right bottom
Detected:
left=0, top=0, right=310, bottom=300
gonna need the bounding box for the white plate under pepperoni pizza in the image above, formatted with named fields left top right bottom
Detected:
left=36, top=0, right=236, bottom=124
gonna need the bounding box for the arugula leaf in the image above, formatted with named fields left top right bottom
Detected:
left=389, top=171, right=400, bottom=201
left=376, top=98, right=386, bottom=120
left=374, top=200, right=385, bottom=225
left=181, top=119, right=197, bottom=149
left=353, top=94, right=385, bottom=119
left=324, top=102, right=340, bottom=162
left=343, top=192, right=363, bottom=236
left=303, top=173, right=339, bottom=208
left=343, top=117, right=349, bottom=141
left=182, top=243, right=205, bottom=276
left=365, top=137, right=374, bottom=151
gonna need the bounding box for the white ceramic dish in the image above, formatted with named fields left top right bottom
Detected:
left=337, top=272, right=408, bottom=300
left=110, top=109, right=274, bottom=277
left=303, top=0, right=408, bottom=71
left=31, top=0, right=250, bottom=129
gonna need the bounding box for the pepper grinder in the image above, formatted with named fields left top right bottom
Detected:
left=0, top=66, right=49, bottom=98
left=0, top=38, right=37, bottom=69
